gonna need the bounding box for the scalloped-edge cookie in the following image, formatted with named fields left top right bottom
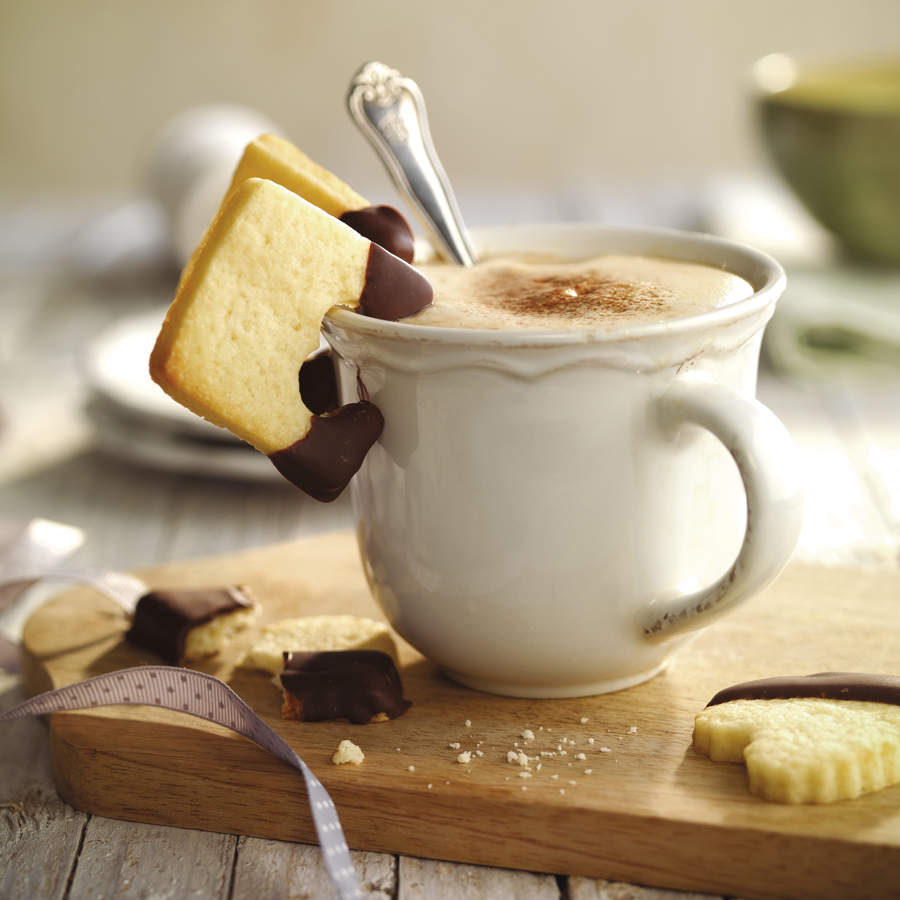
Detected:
left=693, top=672, right=900, bottom=804
left=239, top=614, right=397, bottom=675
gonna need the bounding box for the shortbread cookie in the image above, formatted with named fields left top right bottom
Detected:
left=150, top=177, right=432, bottom=500
left=228, top=133, right=415, bottom=262
left=280, top=650, right=411, bottom=724
left=126, top=586, right=258, bottom=665
left=239, top=614, right=397, bottom=675
left=693, top=673, right=900, bottom=804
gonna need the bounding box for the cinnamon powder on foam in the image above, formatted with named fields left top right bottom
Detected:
left=411, top=254, right=754, bottom=331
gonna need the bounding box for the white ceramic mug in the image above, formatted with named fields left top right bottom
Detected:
left=323, top=224, right=804, bottom=698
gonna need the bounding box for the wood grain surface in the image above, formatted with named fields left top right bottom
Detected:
left=19, top=530, right=900, bottom=900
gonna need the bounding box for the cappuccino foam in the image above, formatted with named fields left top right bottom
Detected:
left=408, top=254, right=754, bottom=331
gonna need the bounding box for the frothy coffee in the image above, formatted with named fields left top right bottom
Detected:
left=407, top=254, right=754, bottom=331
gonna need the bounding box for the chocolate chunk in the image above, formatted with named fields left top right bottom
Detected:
left=280, top=649, right=411, bottom=724
left=340, top=205, right=415, bottom=265
left=298, top=350, right=339, bottom=415
left=706, top=672, right=900, bottom=708
left=358, top=243, right=433, bottom=321
left=126, top=586, right=254, bottom=665
left=268, top=401, right=384, bottom=501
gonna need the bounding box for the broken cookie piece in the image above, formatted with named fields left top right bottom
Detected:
left=280, top=649, right=411, bottom=724
left=332, top=738, right=365, bottom=766
left=126, top=586, right=258, bottom=665
left=228, top=133, right=415, bottom=263
left=150, top=177, right=432, bottom=500
left=240, top=614, right=397, bottom=675
left=693, top=672, right=900, bottom=804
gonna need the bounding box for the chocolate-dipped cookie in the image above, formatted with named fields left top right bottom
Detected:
left=149, top=177, right=432, bottom=500
left=126, top=586, right=258, bottom=665
left=694, top=672, right=900, bottom=804
left=228, top=133, right=415, bottom=263
left=240, top=614, right=397, bottom=675
left=279, top=650, right=411, bottom=724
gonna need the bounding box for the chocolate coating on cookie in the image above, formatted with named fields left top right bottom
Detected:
left=706, top=672, right=900, bottom=707
left=340, top=205, right=415, bottom=264
left=280, top=649, right=411, bottom=724
left=298, top=350, right=339, bottom=415
left=126, top=586, right=253, bottom=664
left=358, top=243, right=433, bottom=321
left=268, top=401, right=384, bottom=501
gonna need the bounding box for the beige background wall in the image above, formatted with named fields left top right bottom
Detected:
left=2, top=0, right=899, bottom=211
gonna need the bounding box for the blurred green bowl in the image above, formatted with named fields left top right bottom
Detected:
left=755, top=54, right=900, bottom=264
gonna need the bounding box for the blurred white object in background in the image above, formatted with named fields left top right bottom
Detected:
left=143, top=104, right=280, bottom=265
left=701, top=173, right=835, bottom=266
left=701, top=173, right=900, bottom=379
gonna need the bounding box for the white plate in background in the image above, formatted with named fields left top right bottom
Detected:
left=82, top=308, right=283, bottom=481
left=85, top=396, right=279, bottom=482
left=83, top=308, right=239, bottom=442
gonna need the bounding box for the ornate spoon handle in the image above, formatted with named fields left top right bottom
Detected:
left=347, top=62, right=477, bottom=266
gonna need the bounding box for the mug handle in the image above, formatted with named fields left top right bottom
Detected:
left=641, top=379, right=804, bottom=640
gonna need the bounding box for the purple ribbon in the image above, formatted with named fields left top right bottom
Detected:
left=0, top=666, right=362, bottom=900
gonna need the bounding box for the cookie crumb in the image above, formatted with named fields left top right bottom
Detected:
left=331, top=739, right=364, bottom=766
left=457, top=751, right=472, bottom=765
left=575, top=752, right=587, bottom=761
left=427, top=783, right=432, bottom=789
left=507, top=749, right=531, bottom=768
left=584, top=768, right=593, bottom=775
left=448, top=742, right=461, bottom=750
left=599, top=746, right=611, bottom=753
left=628, top=725, right=638, bottom=734
left=408, top=765, right=416, bottom=772
left=521, top=729, right=535, bottom=742
left=579, top=716, right=589, bottom=724
left=465, top=719, right=472, bottom=727
left=518, top=770, right=532, bottom=779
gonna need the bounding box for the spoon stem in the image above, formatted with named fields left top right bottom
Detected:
left=347, top=62, right=477, bottom=266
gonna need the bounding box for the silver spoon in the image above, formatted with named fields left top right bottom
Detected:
left=347, top=61, right=477, bottom=266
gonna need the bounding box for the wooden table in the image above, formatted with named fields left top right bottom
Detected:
left=1, top=216, right=899, bottom=899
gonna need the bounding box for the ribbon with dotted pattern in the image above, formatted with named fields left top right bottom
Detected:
left=0, top=666, right=363, bottom=900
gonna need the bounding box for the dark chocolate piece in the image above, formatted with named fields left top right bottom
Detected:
left=280, top=649, right=411, bottom=724
left=298, top=350, right=339, bottom=415
left=126, top=586, right=253, bottom=665
left=268, top=401, right=384, bottom=501
left=706, top=672, right=900, bottom=708
left=340, top=205, right=415, bottom=264
left=358, top=243, right=433, bottom=321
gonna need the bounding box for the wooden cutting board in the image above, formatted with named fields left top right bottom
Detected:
left=20, top=530, right=900, bottom=900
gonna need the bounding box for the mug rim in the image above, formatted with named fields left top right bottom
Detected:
left=324, top=223, right=787, bottom=346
